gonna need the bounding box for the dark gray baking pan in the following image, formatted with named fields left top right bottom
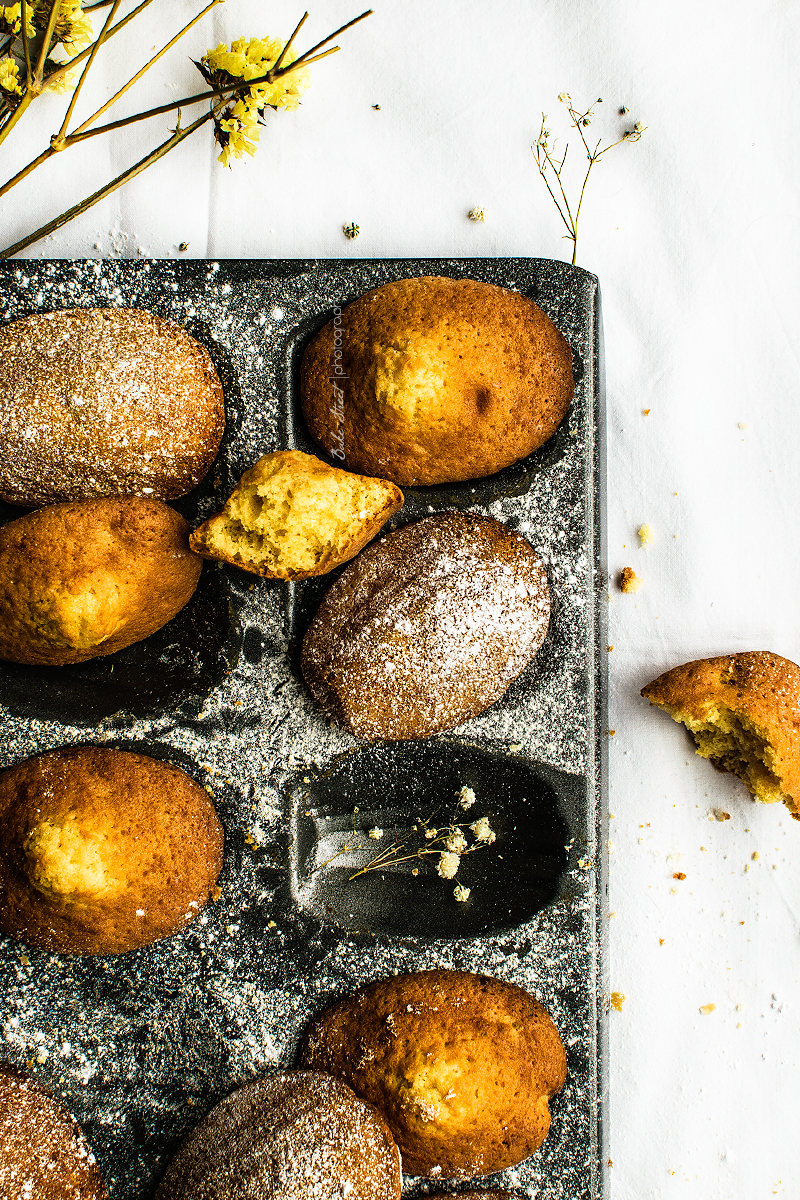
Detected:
left=0, top=257, right=607, bottom=1200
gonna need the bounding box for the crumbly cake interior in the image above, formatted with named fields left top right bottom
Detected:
left=199, top=467, right=395, bottom=574
left=670, top=704, right=786, bottom=804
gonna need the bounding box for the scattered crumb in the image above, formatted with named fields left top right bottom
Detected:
left=713, top=810, right=731, bottom=822
left=609, top=992, right=626, bottom=1011
left=342, top=222, right=360, bottom=240
left=468, top=207, right=486, bottom=221
left=642, top=408, right=650, bottom=415
left=178, top=241, right=189, bottom=252
left=673, top=872, right=686, bottom=880
left=372, top=103, right=381, bottom=109
left=607, top=644, right=614, bottom=652
left=699, top=1003, right=716, bottom=1016
left=659, top=938, right=665, bottom=945
left=638, top=523, right=655, bottom=546
left=453, top=883, right=471, bottom=902
left=738, top=422, right=747, bottom=429
left=210, top=885, right=222, bottom=901
left=751, top=851, right=759, bottom=860
left=619, top=566, right=642, bottom=593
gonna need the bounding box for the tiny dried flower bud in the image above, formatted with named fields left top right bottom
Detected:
left=458, top=786, right=476, bottom=810
left=343, top=222, right=360, bottom=240
left=557, top=92, right=570, bottom=103
left=368, top=828, right=384, bottom=840
left=425, top=827, right=438, bottom=840
left=470, top=817, right=496, bottom=845
left=437, top=851, right=460, bottom=879
left=468, top=207, right=486, bottom=222
left=634, top=121, right=646, bottom=134
left=444, top=829, right=468, bottom=854
left=453, top=883, right=471, bottom=902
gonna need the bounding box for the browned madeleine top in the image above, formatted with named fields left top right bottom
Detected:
left=0, top=1062, right=109, bottom=1199
left=0, top=746, right=224, bottom=956
left=0, top=496, right=203, bottom=665
left=300, top=969, right=567, bottom=1179
left=300, top=276, right=574, bottom=486
left=0, top=307, right=225, bottom=506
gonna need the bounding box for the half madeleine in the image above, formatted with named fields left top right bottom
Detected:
left=190, top=450, right=403, bottom=580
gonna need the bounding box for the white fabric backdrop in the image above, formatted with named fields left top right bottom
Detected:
left=3, top=2, right=800, bottom=1196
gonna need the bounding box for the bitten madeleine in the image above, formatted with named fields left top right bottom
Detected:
left=0, top=747, right=224, bottom=955
left=0, top=496, right=202, bottom=665
left=301, top=511, right=550, bottom=741
left=190, top=450, right=403, bottom=579
left=299, top=970, right=567, bottom=1179
left=0, top=307, right=224, bottom=506
left=155, top=1070, right=402, bottom=1200
left=301, top=275, right=574, bottom=486
left=0, top=1062, right=108, bottom=1199
left=641, top=651, right=800, bottom=819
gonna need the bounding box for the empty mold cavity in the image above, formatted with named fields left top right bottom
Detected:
left=289, top=740, right=575, bottom=938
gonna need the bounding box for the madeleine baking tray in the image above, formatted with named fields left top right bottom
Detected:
left=0, top=257, right=607, bottom=1199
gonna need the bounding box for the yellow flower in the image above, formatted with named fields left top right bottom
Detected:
left=216, top=99, right=261, bottom=167
left=31, top=0, right=93, bottom=58
left=202, top=34, right=311, bottom=114
left=1, top=4, right=34, bottom=37
left=0, top=54, right=21, bottom=94
left=45, top=63, right=77, bottom=92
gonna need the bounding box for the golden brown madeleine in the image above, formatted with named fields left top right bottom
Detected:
left=642, top=651, right=800, bottom=819
left=0, top=1062, right=108, bottom=1198
left=300, top=511, right=550, bottom=741
left=299, top=969, right=567, bottom=1179
left=155, top=1070, right=402, bottom=1200
left=0, top=307, right=224, bottom=506
left=0, top=496, right=203, bottom=665
left=0, top=746, right=224, bottom=955
left=300, top=276, right=574, bottom=486
left=190, top=450, right=403, bottom=579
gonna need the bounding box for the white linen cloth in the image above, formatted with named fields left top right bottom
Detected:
left=2, top=2, right=799, bottom=1196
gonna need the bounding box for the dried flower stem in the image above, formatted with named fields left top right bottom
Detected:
left=533, top=94, right=646, bottom=265
left=0, top=103, right=223, bottom=260
left=0, top=7, right=373, bottom=257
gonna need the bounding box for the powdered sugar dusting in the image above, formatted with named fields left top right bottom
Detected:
left=0, top=257, right=603, bottom=1200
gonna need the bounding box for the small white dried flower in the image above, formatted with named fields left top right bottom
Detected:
left=467, top=206, right=486, bottom=222
left=425, top=827, right=438, bottom=840
left=343, top=222, right=360, bottom=240
left=368, top=827, right=384, bottom=840
left=453, top=883, right=471, bottom=903
left=458, top=786, right=476, bottom=810
left=444, top=829, right=468, bottom=854
left=437, top=851, right=460, bottom=879
left=557, top=91, right=571, bottom=103
left=470, top=817, right=496, bottom=845
left=634, top=121, right=646, bottom=134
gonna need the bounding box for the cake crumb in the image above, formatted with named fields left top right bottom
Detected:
left=637, top=523, right=654, bottom=546
left=699, top=1003, right=716, bottom=1015
left=642, top=408, right=650, bottom=415
left=609, top=992, right=626, bottom=1011
left=713, top=810, right=731, bottom=822
left=468, top=207, right=486, bottom=221
left=619, top=566, right=642, bottom=593
left=673, top=872, right=686, bottom=880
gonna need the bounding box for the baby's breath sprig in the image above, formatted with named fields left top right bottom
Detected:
left=533, top=92, right=646, bottom=265
left=346, top=812, right=497, bottom=883
left=0, top=5, right=373, bottom=258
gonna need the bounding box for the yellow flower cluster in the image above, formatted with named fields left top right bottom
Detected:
left=203, top=37, right=312, bottom=111
left=201, top=36, right=312, bottom=166
left=1, top=4, right=36, bottom=38
left=0, top=53, right=21, bottom=94
left=32, top=0, right=92, bottom=58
